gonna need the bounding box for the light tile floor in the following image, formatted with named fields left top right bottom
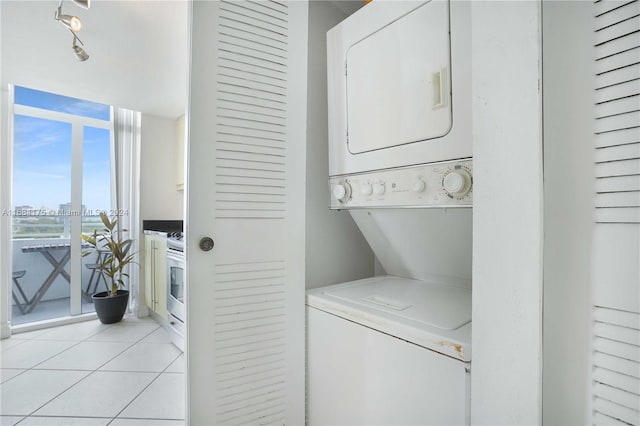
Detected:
left=0, top=317, right=184, bottom=426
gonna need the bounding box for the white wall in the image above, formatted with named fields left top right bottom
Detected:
left=471, top=2, right=544, bottom=424
left=542, top=1, right=593, bottom=423
left=138, top=114, right=183, bottom=318
left=140, top=114, right=184, bottom=222
left=305, top=0, right=374, bottom=290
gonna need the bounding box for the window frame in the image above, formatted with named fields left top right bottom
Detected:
left=11, top=85, right=114, bottom=317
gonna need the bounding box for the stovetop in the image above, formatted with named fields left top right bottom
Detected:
left=167, top=232, right=185, bottom=252
left=143, top=220, right=184, bottom=252
left=167, top=232, right=184, bottom=241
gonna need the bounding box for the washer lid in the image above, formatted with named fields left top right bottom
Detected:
left=322, top=276, right=471, bottom=330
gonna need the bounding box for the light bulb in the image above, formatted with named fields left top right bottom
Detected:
left=59, top=14, right=82, bottom=32
left=69, top=16, right=82, bottom=31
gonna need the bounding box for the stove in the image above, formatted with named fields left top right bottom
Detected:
left=166, top=232, right=184, bottom=252
left=166, top=231, right=185, bottom=351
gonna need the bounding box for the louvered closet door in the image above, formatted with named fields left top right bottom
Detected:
left=593, top=1, right=640, bottom=425
left=187, top=1, right=308, bottom=424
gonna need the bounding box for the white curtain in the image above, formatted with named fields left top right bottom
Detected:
left=112, top=107, right=141, bottom=315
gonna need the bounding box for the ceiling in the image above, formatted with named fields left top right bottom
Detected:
left=1, top=0, right=188, bottom=119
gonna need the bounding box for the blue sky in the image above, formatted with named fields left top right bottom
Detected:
left=13, top=87, right=111, bottom=212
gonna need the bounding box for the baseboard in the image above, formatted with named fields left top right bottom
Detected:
left=11, top=313, right=97, bottom=334
left=135, top=303, right=150, bottom=318
left=1, top=320, right=11, bottom=339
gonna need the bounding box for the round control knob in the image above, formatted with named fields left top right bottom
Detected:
left=412, top=179, right=426, bottom=193
left=443, top=169, right=472, bottom=196
left=372, top=183, right=385, bottom=195
left=360, top=183, right=373, bottom=196
left=332, top=182, right=351, bottom=202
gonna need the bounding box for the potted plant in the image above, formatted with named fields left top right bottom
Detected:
left=82, top=212, right=136, bottom=324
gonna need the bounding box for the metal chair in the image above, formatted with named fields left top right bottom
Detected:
left=12, top=270, right=30, bottom=315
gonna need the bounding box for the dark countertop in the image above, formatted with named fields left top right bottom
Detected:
left=142, top=220, right=183, bottom=233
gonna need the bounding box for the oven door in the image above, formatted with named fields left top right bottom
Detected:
left=166, top=250, right=185, bottom=322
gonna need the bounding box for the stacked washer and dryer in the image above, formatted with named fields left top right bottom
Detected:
left=307, top=1, right=473, bottom=424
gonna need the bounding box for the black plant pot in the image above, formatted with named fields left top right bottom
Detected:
left=92, top=290, right=129, bottom=324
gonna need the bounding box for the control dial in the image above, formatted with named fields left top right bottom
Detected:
left=372, top=183, right=386, bottom=195
left=360, top=183, right=373, bottom=196
left=443, top=169, right=472, bottom=197
left=412, top=179, right=426, bottom=193
left=332, top=182, right=352, bottom=202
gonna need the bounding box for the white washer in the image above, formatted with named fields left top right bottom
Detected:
left=307, top=276, right=471, bottom=425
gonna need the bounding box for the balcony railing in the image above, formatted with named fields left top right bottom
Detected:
left=12, top=215, right=106, bottom=239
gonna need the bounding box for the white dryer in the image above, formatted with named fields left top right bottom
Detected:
left=327, top=0, right=471, bottom=178
left=327, top=0, right=472, bottom=210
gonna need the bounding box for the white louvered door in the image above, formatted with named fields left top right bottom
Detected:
left=187, top=1, right=308, bottom=424
left=593, top=1, right=640, bottom=425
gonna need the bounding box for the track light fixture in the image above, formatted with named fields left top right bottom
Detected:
left=54, top=0, right=91, bottom=61
left=55, top=1, right=82, bottom=32
left=72, top=33, right=89, bottom=61
left=71, top=0, right=90, bottom=9
left=56, top=11, right=82, bottom=32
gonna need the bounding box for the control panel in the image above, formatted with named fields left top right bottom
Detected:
left=329, top=160, right=473, bottom=209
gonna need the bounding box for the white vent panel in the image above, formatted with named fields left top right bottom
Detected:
left=595, top=0, right=638, bottom=17
left=595, top=63, right=640, bottom=90
left=594, top=0, right=640, bottom=225
left=593, top=4, right=640, bottom=424
left=595, top=1, right=640, bottom=30
left=207, top=1, right=296, bottom=423
left=593, top=308, right=640, bottom=425
left=595, top=411, right=636, bottom=426
left=214, top=260, right=287, bottom=423
left=595, top=79, right=640, bottom=103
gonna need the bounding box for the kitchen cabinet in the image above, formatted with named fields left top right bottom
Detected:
left=144, top=233, right=167, bottom=318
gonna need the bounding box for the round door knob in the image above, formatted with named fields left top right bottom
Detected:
left=360, top=183, right=373, bottom=196
left=443, top=169, right=472, bottom=196
left=372, top=183, right=385, bottom=195
left=332, top=182, right=351, bottom=202
left=199, top=237, right=214, bottom=252
left=412, top=179, right=426, bottom=193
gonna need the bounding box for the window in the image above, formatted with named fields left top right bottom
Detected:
left=11, top=85, right=113, bottom=323
left=12, top=86, right=111, bottom=239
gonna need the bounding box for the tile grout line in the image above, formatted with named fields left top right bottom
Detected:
left=0, top=324, right=113, bottom=387
left=0, top=368, right=29, bottom=385
left=12, top=322, right=122, bottom=422
left=6, top=321, right=118, bottom=374
left=20, top=321, right=120, bottom=371
left=20, top=322, right=162, bottom=420
left=7, top=320, right=163, bottom=423
left=0, top=338, right=31, bottom=385
left=107, top=344, right=185, bottom=424
left=13, top=371, right=92, bottom=424
left=91, top=324, right=168, bottom=375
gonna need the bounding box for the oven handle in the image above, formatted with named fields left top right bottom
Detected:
left=151, top=240, right=156, bottom=308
